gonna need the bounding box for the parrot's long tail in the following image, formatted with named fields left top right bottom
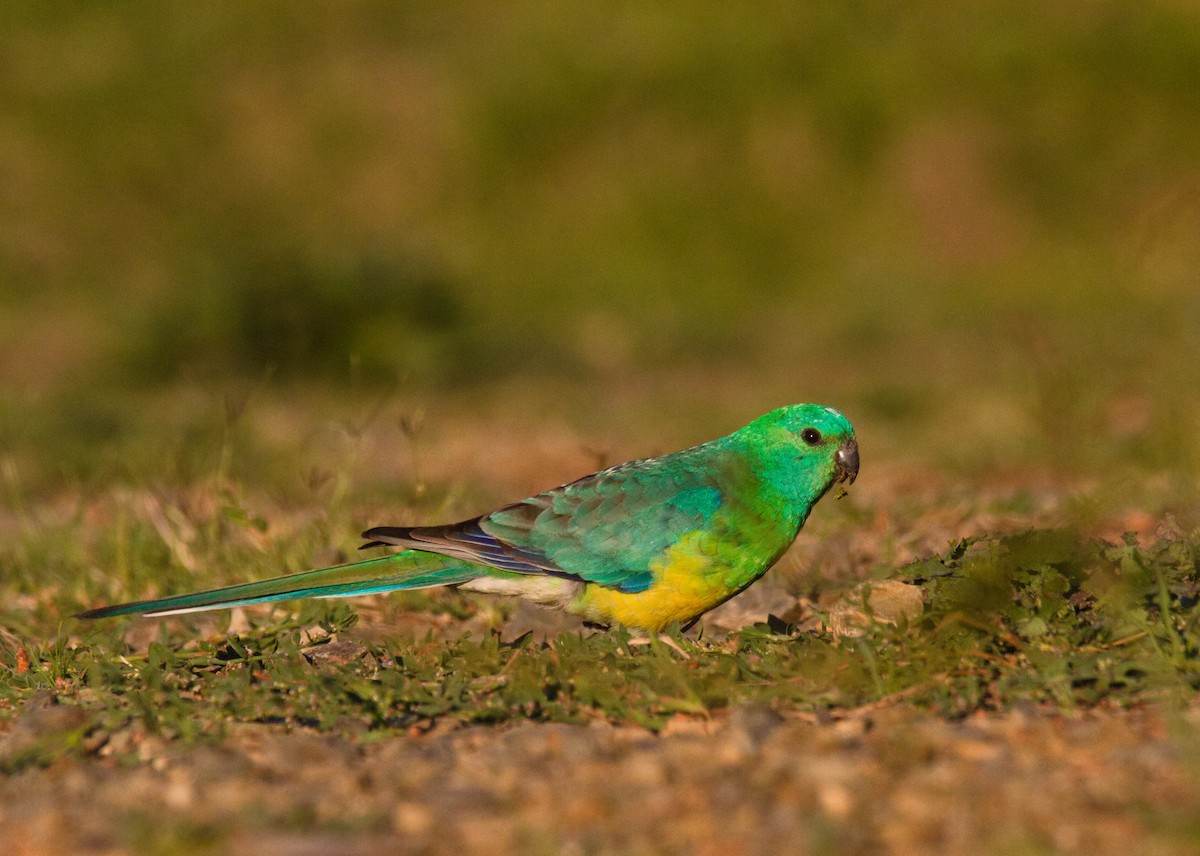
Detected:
left=76, top=551, right=483, bottom=619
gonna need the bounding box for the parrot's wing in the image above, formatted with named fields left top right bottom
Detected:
left=362, top=452, right=729, bottom=593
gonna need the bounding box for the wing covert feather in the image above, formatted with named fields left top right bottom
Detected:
left=481, top=455, right=727, bottom=592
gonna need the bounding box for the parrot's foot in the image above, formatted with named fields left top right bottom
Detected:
left=626, top=634, right=691, bottom=659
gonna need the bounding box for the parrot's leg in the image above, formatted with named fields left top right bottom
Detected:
left=626, top=634, right=691, bottom=659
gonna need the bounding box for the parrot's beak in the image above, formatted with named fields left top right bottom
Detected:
left=834, top=439, right=859, bottom=485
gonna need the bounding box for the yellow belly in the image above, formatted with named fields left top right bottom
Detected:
left=572, top=533, right=732, bottom=631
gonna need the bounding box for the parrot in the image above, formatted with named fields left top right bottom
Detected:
left=78, top=404, right=858, bottom=632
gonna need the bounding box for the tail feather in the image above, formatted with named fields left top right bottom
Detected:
left=76, top=551, right=483, bottom=619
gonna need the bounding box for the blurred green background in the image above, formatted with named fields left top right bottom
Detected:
left=1, top=2, right=1198, bottom=506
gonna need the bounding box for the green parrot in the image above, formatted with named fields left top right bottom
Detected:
left=78, top=404, right=858, bottom=632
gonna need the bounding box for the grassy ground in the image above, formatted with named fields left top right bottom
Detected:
left=3, top=3, right=1200, bottom=854
left=2, top=398, right=1200, bottom=855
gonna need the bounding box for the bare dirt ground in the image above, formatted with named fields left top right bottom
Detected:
left=4, top=696, right=1197, bottom=856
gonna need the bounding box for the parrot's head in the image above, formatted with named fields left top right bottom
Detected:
left=740, top=404, right=859, bottom=503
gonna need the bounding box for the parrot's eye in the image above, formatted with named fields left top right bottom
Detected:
left=801, top=428, right=822, bottom=446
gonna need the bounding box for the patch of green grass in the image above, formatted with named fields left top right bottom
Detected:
left=909, top=528, right=1200, bottom=711
left=3, top=526, right=1199, bottom=771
